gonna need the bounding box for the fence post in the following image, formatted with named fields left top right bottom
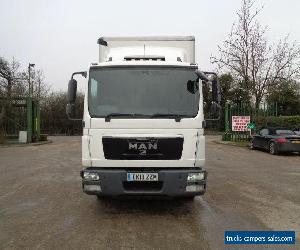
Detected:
left=36, top=102, right=41, bottom=140
left=225, top=103, right=230, bottom=133
left=26, top=97, right=32, bottom=143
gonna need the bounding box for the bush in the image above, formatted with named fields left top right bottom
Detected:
left=255, top=116, right=300, bottom=129
left=0, top=133, right=5, bottom=144
left=5, top=135, right=18, bottom=140
left=39, top=134, right=48, bottom=141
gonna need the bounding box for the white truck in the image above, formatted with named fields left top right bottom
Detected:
left=66, top=36, right=220, bottom=199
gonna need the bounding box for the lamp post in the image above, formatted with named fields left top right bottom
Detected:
left=27, top=63, right=35, bottom=143
left=28, top=63, right=35, bottom=97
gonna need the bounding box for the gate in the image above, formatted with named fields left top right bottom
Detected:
left=0, top=97, right=40, bottom=143
left=223, top=102, right=278, bottom=141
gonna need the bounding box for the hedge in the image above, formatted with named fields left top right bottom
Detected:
left=255, top=116, right=300, bottom=129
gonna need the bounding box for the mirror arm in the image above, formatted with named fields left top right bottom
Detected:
left=203, top=71, right=217, bottom=77
left=67, top=114, right=82, bottom=121
left=71, top=71, right=87, bottom=79
left=195, top=70, right=209, bottom=82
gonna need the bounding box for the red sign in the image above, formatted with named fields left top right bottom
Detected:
left=232, top=116, right=251, bottom=131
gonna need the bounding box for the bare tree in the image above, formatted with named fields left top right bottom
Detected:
left=0, top=56, right=51, bottom=136
left=40, top=91, right=84, bottom=135
left=21, top=69, right=50, bottom=100
left=0, top=57, right=22, bottom=98
left=0, top=57, right=23, bottom=126
left=211, top=0, right=300, bottom=112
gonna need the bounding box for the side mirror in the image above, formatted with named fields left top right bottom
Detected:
left=66, top=103, right=75, bottom=118
left=187, top=80, right=199, bottom=94
left=66, top=71, right=86, bottom=120
left=67, top=79, right=77, bottom=104
left=210, top=102, right=218, bottom=114
left=212, top=78, right=219, bottom=102
left=202, top=72, right=221, bottom=121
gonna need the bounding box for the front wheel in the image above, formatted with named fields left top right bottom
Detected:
left=249, top=140, right=255, bottom=150
left=269, top=142, right=278, bottom=155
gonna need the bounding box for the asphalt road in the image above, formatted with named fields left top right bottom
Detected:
left=0, top=136, right=299, bottom=250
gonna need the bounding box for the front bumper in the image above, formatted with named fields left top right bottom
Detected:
left=80, top=168, right=207, bottom=197
left=276, top=142, right=300, bottom=152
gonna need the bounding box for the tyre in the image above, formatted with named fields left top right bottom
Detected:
left=269, top=142, right=278, bottom=155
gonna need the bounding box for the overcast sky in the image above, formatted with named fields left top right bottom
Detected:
left=1, top=0, right=300, bottom=91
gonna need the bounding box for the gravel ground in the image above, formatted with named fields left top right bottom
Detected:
left=0, top=136, right=299, bottom=250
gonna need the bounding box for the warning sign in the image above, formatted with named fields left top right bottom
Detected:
left=232, top=116, right=251, bottom=131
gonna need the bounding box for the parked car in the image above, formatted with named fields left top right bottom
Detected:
left=294, top=128, right=300, bottom=135
left=250, top=128, right=300, bottom=155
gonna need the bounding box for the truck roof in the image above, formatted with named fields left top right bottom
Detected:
left=97, top=36, right=196, bottom=64
left=98, top=36, right=195, bottom=44
left=89, top=61, right=198, bottom=69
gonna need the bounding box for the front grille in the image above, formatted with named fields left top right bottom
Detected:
left=102, top=137, right=183, bottom=160
left=123, top=181, right=163, bottom=191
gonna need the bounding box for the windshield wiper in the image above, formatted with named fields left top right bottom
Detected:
left=150, top=113, right=190, bottom=122
left=105, top=113, right=147, bottom=122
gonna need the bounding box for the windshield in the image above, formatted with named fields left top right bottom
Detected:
left=88, top=67, right=199, bottom=118
left=275, top=129, right=295, bottom=135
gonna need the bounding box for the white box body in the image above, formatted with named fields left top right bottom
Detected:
left=98, top=36, right=195, bottom=63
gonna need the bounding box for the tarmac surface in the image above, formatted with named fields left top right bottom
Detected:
left=0, top=136, right=299, bottom=249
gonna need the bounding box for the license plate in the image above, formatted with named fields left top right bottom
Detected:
left=127, top=173, right=158, bottom=181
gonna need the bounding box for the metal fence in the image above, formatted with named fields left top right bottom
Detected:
left=223, top=102, right=278, bottom=141
left=0, top=97, right=41, bottom=143
left=0, top=97, right=27, bottom=136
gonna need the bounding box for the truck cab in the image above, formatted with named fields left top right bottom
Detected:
left=67, top=36, right=220, bottom=199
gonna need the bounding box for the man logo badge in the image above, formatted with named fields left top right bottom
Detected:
left=129, top=141, right=158, bottom=155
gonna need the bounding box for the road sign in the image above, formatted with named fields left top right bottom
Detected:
left=247, top=122, right=256, bottom=130
left=232, top=116, right=251, bottom=131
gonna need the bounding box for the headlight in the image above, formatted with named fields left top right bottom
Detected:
left=187, top=172, right=205, bottom=182
left=83, top=172, right=100, bottom=181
